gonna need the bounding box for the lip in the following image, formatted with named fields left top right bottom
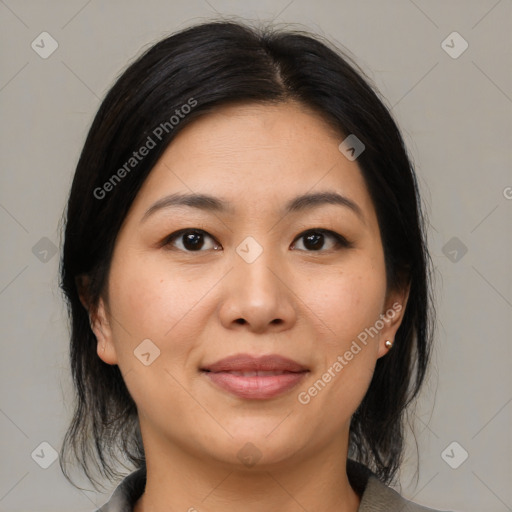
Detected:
left=201, top=353, right=309, bottom=400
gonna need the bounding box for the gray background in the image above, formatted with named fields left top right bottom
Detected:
left=0, top=0, right=511, bottom=511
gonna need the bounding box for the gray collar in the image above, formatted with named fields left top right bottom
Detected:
left=96, top=459, right=447, bottom=511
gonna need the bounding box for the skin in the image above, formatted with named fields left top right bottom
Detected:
left=87, top=101, right=409, bottom=512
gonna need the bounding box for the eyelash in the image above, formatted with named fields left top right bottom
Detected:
left=162, top=228, right=354, bottom=253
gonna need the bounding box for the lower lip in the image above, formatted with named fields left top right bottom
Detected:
left=202, top=371, right=308, bottom=400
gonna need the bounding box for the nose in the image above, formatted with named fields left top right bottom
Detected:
left=217, top=247, right=297, bottom=334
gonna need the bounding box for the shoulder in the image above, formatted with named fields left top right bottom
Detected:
left=347, top=459, right=453, bottom=512
left=361, top=475, right=451, bottom=512
left=95, top=466, right=146, bottom=512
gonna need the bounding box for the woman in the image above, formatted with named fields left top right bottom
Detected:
left=59, top=20, right=446, bottom=511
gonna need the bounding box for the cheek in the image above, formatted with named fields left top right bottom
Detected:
left=302, top=257, right=387, bottom=346
left=106, top=256, right=210, bottom=420
left=107, top=254, right=211, bottom=364
left=296, top=273, right=382, bottom=434
left=294, top=252, right=386, bottom=416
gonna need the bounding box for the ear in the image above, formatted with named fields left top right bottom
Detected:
left=75, top=274, right=118, bottom=365
left=75, top=274, right=91, bottom=311
left=376, top=282, right=411, bottom=358
left=91, top=297, right=118, bottom=365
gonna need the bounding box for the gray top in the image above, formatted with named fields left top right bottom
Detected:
left=96, top=459, right=451, bottom=512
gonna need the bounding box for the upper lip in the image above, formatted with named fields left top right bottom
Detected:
left=201, top=353, right=308, bottom=373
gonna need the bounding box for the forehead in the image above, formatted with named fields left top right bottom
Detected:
left=127, top=101, right=377, bottom=223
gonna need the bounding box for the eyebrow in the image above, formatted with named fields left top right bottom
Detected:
left=141, top=191, right=365, bottom=224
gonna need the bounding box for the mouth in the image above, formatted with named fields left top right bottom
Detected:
left=200, top=354, right=309, bottom=400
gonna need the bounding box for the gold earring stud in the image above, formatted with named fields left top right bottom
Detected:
left=385, top=340, right=393, bottom=349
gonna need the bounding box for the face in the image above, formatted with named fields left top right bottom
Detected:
left=90, top=101, right=408, bottom=470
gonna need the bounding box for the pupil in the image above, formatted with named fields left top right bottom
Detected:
left=305, top=232, right=323, bottom=250
left=184, top=231, right=203, bottom=250
left=180, top=231, right=326, bottom=251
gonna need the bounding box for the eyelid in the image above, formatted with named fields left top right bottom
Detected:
left=162, top=227, right=353, bottom=252
left=291, top=228, right=354, bottom=250
left=162, top=228, right=219, bottom=250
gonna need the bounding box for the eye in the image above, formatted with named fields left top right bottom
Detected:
left=162, top=228, right=352, bottom=253
left=163, top=229, right=221, bottom=252
left=291, top=229, right=353, bottom=252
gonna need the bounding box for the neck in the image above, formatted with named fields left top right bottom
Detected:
left=134, top=429, right=360, bottom=512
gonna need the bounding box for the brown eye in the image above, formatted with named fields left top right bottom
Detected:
left=292, top=229, right=352, bottom=252
left=164, top=229, right=220, bottom=252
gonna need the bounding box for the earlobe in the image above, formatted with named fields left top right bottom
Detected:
left=377, top=283, right=410, bottom=358
left=90, top=297, right=118, bottom=365
left=76, top=274, right=118, bottom=365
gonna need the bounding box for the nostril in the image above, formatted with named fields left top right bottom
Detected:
left=235, top=318, right=246, bottom=325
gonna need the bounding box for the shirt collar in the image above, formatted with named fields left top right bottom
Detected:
left=97, top=459, right=416, bottom=511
